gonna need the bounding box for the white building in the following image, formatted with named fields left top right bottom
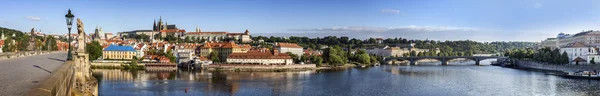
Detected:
left=275, top=42, right=304, bottom=56
left=174, top=43, right=200, bottom=64
left=560, top=42, right=599, bottom=64
left=133, top=43, right=147, bottom=58
left=557, top=31, right=600, bottom=47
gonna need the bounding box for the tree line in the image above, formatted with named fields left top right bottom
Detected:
left=1, top=27, right=59, bottom=52
left=504, top=47, right=570, bottom=64
left=251, top=36, right=536, bottom=55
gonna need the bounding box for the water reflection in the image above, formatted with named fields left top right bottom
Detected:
left=95, top=65, right=600, bottom=96
left=94, top=69, right=313, bottom=96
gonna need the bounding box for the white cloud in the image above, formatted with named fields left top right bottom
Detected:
left=380, top=9, right=401, bottom=14
left=533, top=3, right=543, bottom=9
left=289, top=26, right=478, bottom=32
left=25, top=16, right=41, bottom=21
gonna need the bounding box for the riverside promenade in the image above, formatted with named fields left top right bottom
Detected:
left=0, top=52, right=67, bottom=96
left=515, top=60, right=600, bottom=71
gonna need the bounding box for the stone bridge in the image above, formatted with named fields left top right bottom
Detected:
left=384, top=56, right=507, bottom=65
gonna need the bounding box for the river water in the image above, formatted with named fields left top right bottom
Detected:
left=93, top=62, right=600, bottom=96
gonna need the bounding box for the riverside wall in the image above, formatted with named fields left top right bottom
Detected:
left=515, top=60, right=600, bottom=71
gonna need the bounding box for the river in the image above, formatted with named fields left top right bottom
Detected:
left=93, top=62, right=600, bottom=96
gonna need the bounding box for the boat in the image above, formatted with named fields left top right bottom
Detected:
left=557, top=71, right=600, bottom=79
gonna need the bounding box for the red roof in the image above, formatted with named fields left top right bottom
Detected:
left=0, top=40, right=4, bottom=47
left=227, top=33, right=247, bottom=35
left=276, top=42, right=302, bottom=48
left=197, top=56, right=209, bottom=61
left=200, top=41, right=249, bottom=49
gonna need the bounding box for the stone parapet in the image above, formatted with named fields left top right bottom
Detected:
left=0, top=51, right=63, bottom=60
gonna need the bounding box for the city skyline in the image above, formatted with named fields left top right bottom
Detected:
left=2, top=0, right=600, bottom=42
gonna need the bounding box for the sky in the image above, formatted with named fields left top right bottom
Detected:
left=2, top=0, right=600, bottom=42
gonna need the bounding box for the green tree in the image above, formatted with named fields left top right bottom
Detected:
left=209, top=51, right=220, bottom=63
left=370, top=55, right=379, bottom=64
left=85, top=41, right=103, bottom=61
left=358, top=53, right=371, bottom=65
left=286, top=52, right=299, bottom=63
left=166, top=50, right=176, bottom=63
left=328, top=54, right=344, bottom=67
left=561, top=51, right=569, bottom=64
left=2, top=37, right=14, bottom=52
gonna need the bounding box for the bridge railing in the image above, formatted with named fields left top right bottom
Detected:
left=26, top=61, right=76, bottom=96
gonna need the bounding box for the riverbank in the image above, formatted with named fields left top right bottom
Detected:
left=203, top=64, right=317, bottom=72
left=515, top=60, right=600, bottom=72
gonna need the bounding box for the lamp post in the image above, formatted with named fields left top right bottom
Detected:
left=65, top=9, right=74, bottom=60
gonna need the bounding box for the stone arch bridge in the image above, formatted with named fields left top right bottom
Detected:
left=384, top=56, right=506, bottom=65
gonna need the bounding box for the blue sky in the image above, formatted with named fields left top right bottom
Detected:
left=2, top=0, right=600, bottom=42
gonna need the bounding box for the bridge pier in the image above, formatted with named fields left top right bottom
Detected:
left=441, top=58, right=448, bottom=65
left=475, top=58, right=481, bottom=65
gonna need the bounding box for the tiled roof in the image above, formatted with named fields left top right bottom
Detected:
left=276, top=42, right=302, bottom=48
left=166, top=25, right=177, bottom=29
left=563, top=42, right=588, bottom=48
left=227, top=33, right=247, bottom=35
left=197, top=56, right=209, bottom=61
left=104, top=45, right=136, bottom=51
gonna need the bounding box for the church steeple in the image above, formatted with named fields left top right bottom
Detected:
left=196, top=26, right=201, bottom=32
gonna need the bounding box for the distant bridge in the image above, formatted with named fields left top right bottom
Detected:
left=384, top=56, right=507, bottom=65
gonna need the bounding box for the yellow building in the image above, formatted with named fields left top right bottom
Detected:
left=103, top=45, right=137, bottom=60
left=197, top=41, right=250, bottom=62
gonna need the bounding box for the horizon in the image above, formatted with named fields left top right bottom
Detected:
left=3, top=0, right=600, bottom=42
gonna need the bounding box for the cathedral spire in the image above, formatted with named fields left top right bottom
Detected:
left=196, top=26, right=200, bottom=32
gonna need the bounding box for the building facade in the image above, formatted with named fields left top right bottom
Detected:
left=185, top=28, right=251, bottom=43
left=226, top=49, right=293, bottom=65
left=275, top=42, right=304, bottom=57
left=197, top=41, right=251, bottom=62
left=103, top=45, right=137, bottom=60
left=560, top=42, right=598, bottom=64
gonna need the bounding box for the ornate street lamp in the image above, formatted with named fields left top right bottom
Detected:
left=65, top=9, right=75, bottom=60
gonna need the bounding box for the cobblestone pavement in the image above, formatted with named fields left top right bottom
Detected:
left=0, top=52, right=67, bottom=96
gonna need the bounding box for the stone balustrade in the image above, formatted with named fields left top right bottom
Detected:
left=0, top=51, right=63, bottom=60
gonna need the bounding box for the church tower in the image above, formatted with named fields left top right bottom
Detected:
left=158, top=16, right=163, bottom=31
left=153, top=19, right=157, bottom=31
left=196, top=26, right=201, bottom=32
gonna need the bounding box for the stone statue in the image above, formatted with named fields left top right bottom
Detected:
left=77, top=18, right=84, bottom=35
left=76, top=18, right=86, bottom=52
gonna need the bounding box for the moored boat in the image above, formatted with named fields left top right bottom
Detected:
left=557, top=71, right=600, bottom=79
